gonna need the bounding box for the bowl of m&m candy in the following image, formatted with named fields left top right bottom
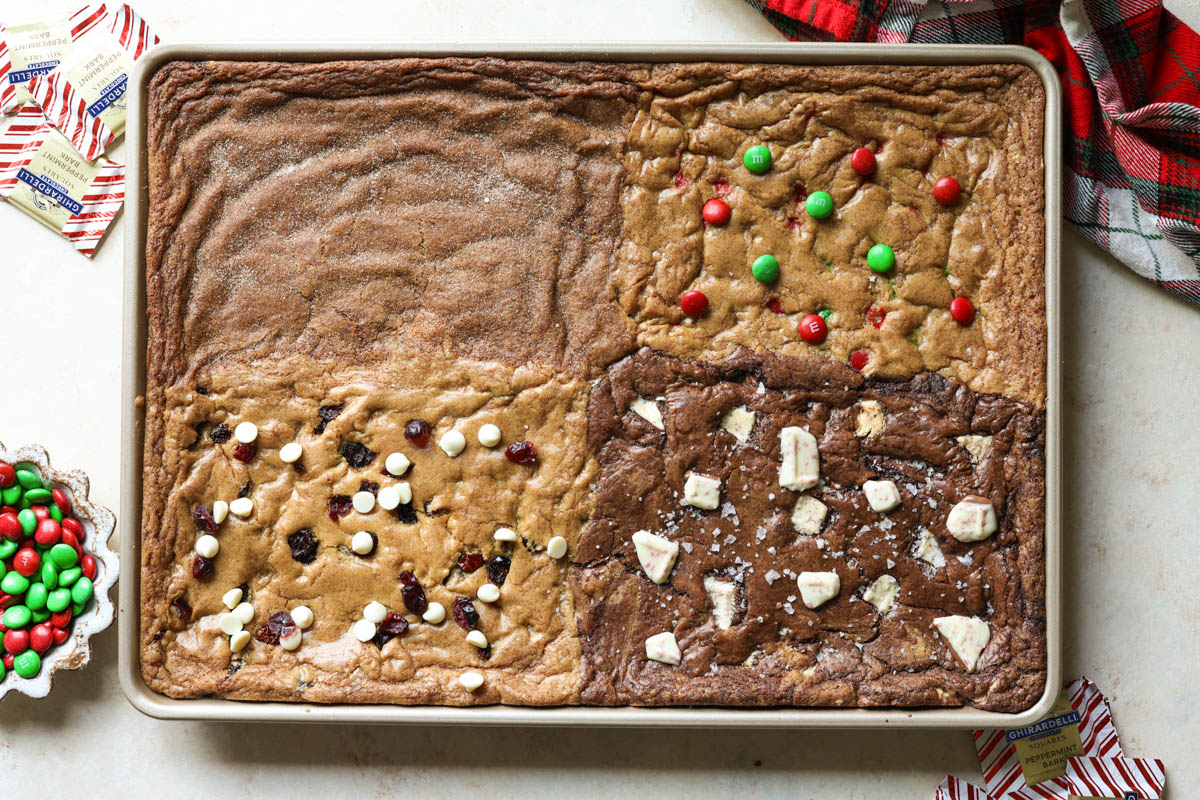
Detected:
left=0, top=441, right=116, bottom=700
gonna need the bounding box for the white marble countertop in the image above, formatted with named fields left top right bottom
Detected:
left=2, top=0, right=1198, bottom=795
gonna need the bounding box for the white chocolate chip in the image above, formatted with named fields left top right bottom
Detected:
left=493, top=527, right=518, bottom=542
left=211, top=500, right=229, bottom=525
left=632, top=530, right=679, bottom=584
left=279, top=442, right=302, bottom=463
left=720, top=405, right=756, bottom=443
left=779, top=426, right=819, bottom=491
left=352, top=490, right=376, bottom=514
left=439, top=430, right=466, bottom=457
left=232, top=602, right=255, bottom=625
left=914, top=527, right=946, bottom=569
left=229, top=630, right=251, bottom=653
left=221, top=588, right=242, bottom=610
left=863, top=479, right=901, bottom=512
left=363, top=601, right=387, bottom=624
left=703, top=577, right=737, bottom=630
left=385, top=452, right=411, bottom=477
left=291, top=605, right=314, bottom=630
left=351, top=619, right=377, bottom=642
left=466, top=630, right=488, bottom=649
left=351, top=531, right=375, bottom=555
left=477, top=583, right=500, bottom=603
left=477, top=424, right=502, bottom=447
left=423, top=602, right=446, bottom=624
left=790, top=495, right=828, bottom=535
left=279, top=628, right=303, bottom=651
left=862, top=574, right=900, bottom=614
left=644, top=631, right=681, bottom=666
left=855, top=400, right=885, bottom=437
left=933, top=615, right=991, bottom=672
left=229, top=496, right=253, bottom=518
left=796, top=571, right=841, bottom=609
left=459, top=671, right=484, bottom=691
left=233, top=421, right=258, bottom=444
left=376, top=485, right=400, bottom=510
left=946, top=496, right=998, bottom=542
left=395, top=482, right=412, bottom=504
left=195, top=534, right=219, bottom=559
left=630, top=396, right=665, bottom=430
left=218, top=613, right=243, bottom=635
left=957, top=434, right=993, bottom=461
left=546, top=535, right=568, bottom=559
left=682, top=472, right=721, bottom=510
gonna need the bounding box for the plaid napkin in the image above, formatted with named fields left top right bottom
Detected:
left=744, top=0, right=1200, bottom=306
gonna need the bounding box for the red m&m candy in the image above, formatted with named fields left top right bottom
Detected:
left=0, top=463, right=15, bottom=489
left=798, top=314, right=828, bottom=344
left=81, top=555, right=97, bottom=581
left=3, top=628, right=29, bottom=654
left=2, top=653, right=14, bottom=669
left=849, top=350, right=870, bottom=371
left=933, top=176, right=961, bottom=205
left=31, top=505, right=49, bottom=521
left=0, top=512, right=21, bottom=541
left=52, top=627, right=70, bottom=646
left=950, top=296, right=976, bottom=325
left=680, top=290, right=709, bottom=318
left=13, top=548, right=40, bottom=577
left=850, top=147, right=876, bottom=176
left=50, top=610, right=72, bottom=628
left=29, top=623, right=53, bottom=654
left=52, top=488, right=71, bottom=515
left=62, top=516, right=84, bottom=542
left=701, top=198, right=731, bottom=225
left=34, top=519, right=62, bottom=547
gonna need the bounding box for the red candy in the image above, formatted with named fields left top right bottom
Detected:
left=0, top=462, right=14, bottom=489
left=62, top=516, right=85, bottom=542
left=680, top=290, right=708, bottom=318
left=81, top=555, right=97, bottom=581
left=0, top=512, right=21, bottom=541
left=764, top=297, right=784, bottom=314
left=3, top=628, right=29, bottom=654
left=673, top=171, right=691, bottom=190
left=950, top=296, right=976, bottom=325
left=2, top=653, right=13, bottom=669
left=850, top=147, right=876, bottom=176
left=29, top=623, right=53, bottom=654
left=849, top=350, right=870, bottom=371
left=34, top=519, right=62, bottom=547
left=52, top=627, right=70, bottom=646
left=13, top=548, right=40, bottom=577
left=933, top=176, right=961, bottom=205
left=0, top=594, right=16, bottom=610
left=798, top=314, right=828, bottom=344
left=52, top=488, right=71, bottom=515
left=31, top=505, right=49, bottom=521
left=713, top=180, right=732, bottom=197
left=866, top=305, right=887, bottom=329
left=701, top=198, right=731, bottom=226
left=50, top=610, right=72, bottom=628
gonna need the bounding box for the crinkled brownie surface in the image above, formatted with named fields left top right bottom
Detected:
left=142, top=57, right=1046, bottom=708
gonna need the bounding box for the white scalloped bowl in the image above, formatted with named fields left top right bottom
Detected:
left=0, top=441, right=117, bottom=700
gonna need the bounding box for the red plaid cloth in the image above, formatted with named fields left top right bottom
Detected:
left=745, top=0, right=1200, bottom=306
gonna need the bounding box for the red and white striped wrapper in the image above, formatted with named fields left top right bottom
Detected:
left=0, top=4, right=108, bottom=114
left=1065, top=756, right=1166, bottom=799
left=25, top=4, right=157, bottom=160
left=0, top=105, right=125, bottom=257
left=935, top=776, right=990, bottom=800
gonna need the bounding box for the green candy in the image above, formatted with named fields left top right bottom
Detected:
left=46, top=588, right=72, bottom=613
left=818, top=307, right=834, bottom=322
left=40, top=562, right=57, bottom=589
left=867, top=243, right=895, bottom=273
left=3, top=604, right=31, bottom=629
left=23, top=487, right=51, bottom=504
left=72, top=599, right=88, bottom=616
left=30, top=608, right=50, bottom=624
left=14, top=469, right=42, bottom=490
left=1, top=485, right=21, bottom=505
left=751, top=254, right=780, bottom=284
left=805, top=191, right=835, bottom=220
left=743, top=144, right=772, bottom=174
left=57, top=566, right=81, bottom=587
left=17, top=509, right=36, bottom=536
left=1, top=571, right=30, bottom=595
left=17, top=495, right=32, bottom=510
left=0, top=561, right=5, bottom=580
left=49, top=544, right=78, bottom=569
left=0, top=540, right=17, bottom=560
left=0, top=661, right=6, bottom=682
left=49, top=505, right=63, bottom=522
left=25, top=583, right=48, bottom=611
left=13, top=650, right=41, bottom=679
left=71, top=577, right=93, bottom=605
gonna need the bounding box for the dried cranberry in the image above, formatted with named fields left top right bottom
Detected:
left=486, top=555, right=511, bottom=586
left=287, top=529, right=319, bottom=564
left=394, top=503, right=418, bottom=525
left=254, top=610, right=296, bottom=645
left=328, top=494, right=353, bottom=521
left=232, top=442, right=257, bottom=463
left=373, top=612, right=409, bottom=647
left=292, top=461, right=307, bottom=476
left=237, top=582, right=250, bottom=603
left=672, top=171, right=691, bottom=190
left=404, top=419, right=432, bottom=448
left=397, top=570, right=428, bottom=615
left=192, top=505, right=217, bottom=533
left=451, top=597, right=479, bottom=631
left=359, top=480, right=379, bottom=496
left=314, top=403, right=345, bottom=435
left=504, top=441, right=538, bottom=465
left=478, top=645, right=492, bottom=661
left=171, top=596, right=192, bottom=622
left=457, top=552, right=484, bottom=573
left=340, top=441, right=376, bottom=469
left=195, top=386, right=210, bottom=396
left=764, top=297, right=784, bottom=314
left=237, top=482, right=253, bottom=499
left=191, top=554, right=215, bottom=581
left=210, top=423, right=232, bottom=443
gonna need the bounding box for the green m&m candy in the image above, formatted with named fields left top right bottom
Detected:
left=71, top=576, right=94, bottom=605
left=818, top=307, right=834, bottom=322
left=1, top=570, right=30, bottom=595
left=15, top=468, right=42, bottom=490
left=30, top=608, right=50, bottom=624
left=751, top=254, right=780, bottom=284
left=0, top=660, right=6, bottom=682
left=2, top=485, right=21, bottom=505
left=743, top=145, right=772, bottom=174
left=867, top=243, right=895, bottom=273
left=0, top=561, right=5, bottom=580
left=49, top=504, right=63, bottom=522
left=3, top=604, right=32, bottom=629
left=13, top=650, right=41, bottom=679
left=72, top=599, right=88, bottom=616
left=25, top=582, right=48, bottom=611
left=58, top=566, right=81, bottom=587
left=40, top=561, right=57, bottom=589
left=47, top=588, right=72, bottom=613
left=0, top=539, right=16, bottom=559
left=805, top=191, right=834, bottom=219
left=17, top=508, right=36, bottom=536
left=24, top=488, right=51, bottom=504
left=50, top=543, right=78, bottom=569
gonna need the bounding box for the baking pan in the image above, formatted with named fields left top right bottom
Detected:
left=120, top=42, right=1061, bottom=727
